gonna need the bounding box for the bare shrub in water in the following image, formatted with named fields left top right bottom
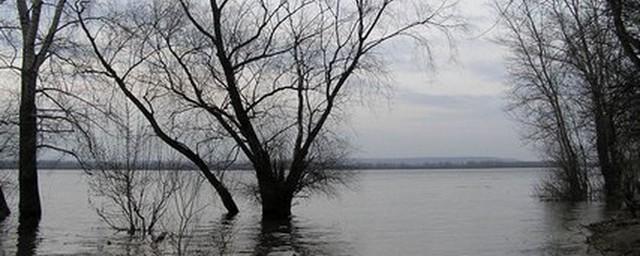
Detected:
left=82, top=104, right=182, bottom=236
left=89, top=167, right=180, bottom=236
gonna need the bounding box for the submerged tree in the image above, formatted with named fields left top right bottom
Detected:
left=555, top=0, right=632, bottom=203
left=14, top=0, right=66, bottom=219
left=498, top=0, right=639, bottom=202
left=77, top=0, right=461, bottom=220
left=498, top=0, right=591, bottom=200
left=605, top=0, right=640, bottom=209
left=0, top=0, right=91, bottom=220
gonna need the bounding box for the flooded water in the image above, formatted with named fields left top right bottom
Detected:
left=0, top=168, right=610, bottom=255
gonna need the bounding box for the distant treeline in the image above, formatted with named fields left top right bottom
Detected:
left=0, top=160, right=207, bottom=170
left=338, top=160, right=553, bottom=170
left=0, top=160, right=553, bottom=171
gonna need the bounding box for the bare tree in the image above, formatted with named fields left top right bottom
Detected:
left=553, top=0, right=631, bottom=204
left=498, top=0, right=639, bottom=203
left=498, top=0, right=591, bottom=200
left=15, top=0, right=66, bottom=219
left=0, top=0, right=91, bottom=220
left=605, top=0, right=640, bottom=211
left=77, top=0, right=461, bottom=220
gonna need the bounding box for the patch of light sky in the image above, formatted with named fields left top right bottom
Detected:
left=345, top=0, right=538, bottom=161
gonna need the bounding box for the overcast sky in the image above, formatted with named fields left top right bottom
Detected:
left=345, top=0, right=539, bottom=161
left=0, top=0, right=538, bottom=162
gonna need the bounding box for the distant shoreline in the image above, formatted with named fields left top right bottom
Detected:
left=0, top=160, right=552, bottom=170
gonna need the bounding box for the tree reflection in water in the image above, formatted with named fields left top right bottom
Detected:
left=16, top=217, right=39, bottom=256
left=250, top=217, right=351, bottom=256
left=0, top=217, right=15, bottom=255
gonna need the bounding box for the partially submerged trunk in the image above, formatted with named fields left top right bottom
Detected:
left=260, top=185, right=293, bottom=221
left=207, top=177, right=239, bottom=216
left=17, top=216, right=39, bottom=255
left=15, top=0, right=68, bottom=221
left=592, top=87, right=624, bottom=205
left=18, top=71, right=41, bottom=220
left=0, top=185, right=10, bottom=220
left=256, top=164, right=294, bottom=221
left=550, top=92, right=589, bottom=200
left=559, top=152, right=588, bottom=201
left=557, top=123, right=588, bottom=200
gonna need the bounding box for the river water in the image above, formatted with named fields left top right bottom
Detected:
left=0, top=168, right=610, bottom=255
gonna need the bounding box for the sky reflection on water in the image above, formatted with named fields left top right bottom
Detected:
left=0, top=169, right=613, bottom=255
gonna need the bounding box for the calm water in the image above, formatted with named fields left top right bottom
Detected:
left=0, top=168, right=609, bottom=255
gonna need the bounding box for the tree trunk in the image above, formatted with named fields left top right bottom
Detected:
left=551, top=92, right=588, bottom=200
left=210, top=181, right=239, bottom=216
left=562, top=154, right=587, bottom=200
left=0, top=185, right=10, bottom=221
left=593, top=97, right=623, bottom=205
left=599, top=150, right=622, bottom=204
left=260, top=187, right=293, bottom=221
left=19, top=72, right=41, bottom=220
left=256, top=165, right=293, bottom=220
left=195, top=161, right=238, bottom=216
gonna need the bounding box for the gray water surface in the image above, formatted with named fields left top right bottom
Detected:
left=0, top=168, right=608, bottom=255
